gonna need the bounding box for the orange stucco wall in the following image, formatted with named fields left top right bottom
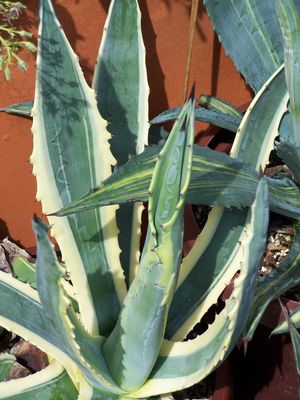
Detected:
left=0, top=1, right=252, bottom=249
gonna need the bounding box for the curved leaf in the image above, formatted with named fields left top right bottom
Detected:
left=167, top=65, right=289, bottom=340
left=276, top=140, right=300, bottom=184
left=0, top=271, right=77, bottom=376
left=272, top=304, right=300, bottom=334
left=198, top=94, right=243, bottom=119
left=0, top=362, right=77, bottom=399
left=33, top=217, right=125, bottom=395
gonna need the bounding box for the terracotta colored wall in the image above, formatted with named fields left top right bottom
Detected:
left=0, top=1, right=252, bottom=249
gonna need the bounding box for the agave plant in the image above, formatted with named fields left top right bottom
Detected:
left=52, top=0, right=300, bottom=387
left=1, top=0, right=300, bottom=398
left=62, top=0, right=300, bottom=341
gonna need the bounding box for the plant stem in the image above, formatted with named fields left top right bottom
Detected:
left=182, top=0, right=199, bottom=103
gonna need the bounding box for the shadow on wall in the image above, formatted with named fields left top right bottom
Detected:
left=0, top=219, right=21, bottom=247
left=20, top=0, right=95, bottom=81
left=97, top=0, right=222, bottom=110
left=21, top=0, right=223, bottom=112
left=98, top=0, right=169, bottom=119
left=51, top=1, right=94, bottom=80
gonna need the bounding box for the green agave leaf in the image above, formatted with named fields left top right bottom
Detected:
left=0, top=101, right=33, bottom=117
left=33, top=217, right=125, bottom=395
left=244, top=223, right=300, bottom=342
left=288, top=324, right=300, bottom=377
left=130, top=178, right=269, bottom=398
left=204, top=0, right=284, bottom=92
left=0, top=271, right=79, bottom=378
left=0, top=362, right=78, bottom=399
left=0, top=354, right=15, bottom=382
left=53, top=144, right=258, bottom=214
left=10, top=256, right=36, bottom=289
left=198, top=94, right=243, bottom=119
left=276, top=140, right=300, bottom=184
left=279, top=106, right=293, bottom=141
left=31, top=0, right=126, bottom=336
left=150, top=106, right=241, bottom=132
left=272, top=304, right=300, bottom=335
left=277, top=0, right=300, bottom=145
left=9, top=254, right=79, bottom=310
left=230, top=65, right=288, bottom=167
left=278, top=299, right=300, bottom=377
left=93, top=0, right=149, bottom=286
left=55, top=141, right=300, bottom=221
left=103, top=101, right=194, bottom=392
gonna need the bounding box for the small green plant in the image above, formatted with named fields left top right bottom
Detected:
left=0, top=1, right=36, bottom=79
left=1, top=0, right=300, bottom=399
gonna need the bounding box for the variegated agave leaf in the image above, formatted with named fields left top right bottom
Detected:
left=272, top=303, right=300, bottom=335
left=58, top=64, right=290, bottom=343
left=93, top=0, right=149, bottom=286
left=1, top=0, right=149, bottom=290
left=31, top=0, right=127, bottom=337
left=0, top=361, right=78, bottom=399
left=0, top=101, right=33, bottom=117
left=103, top=101, right=195, bottom=392
left=198, top=94, right=243, bottom=119
left=53, top=144, right=259, bottom=214
left=130, top=178, right=269, bottom=398
left=32, top=217, right=126, bottom=396
left=55, top=143, right=300, bottom=221
left=0, top=100, right=197, bottom=399
left=0, top=271, right=86, bottom=395
left=166, top=64, right=288, bottom=342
